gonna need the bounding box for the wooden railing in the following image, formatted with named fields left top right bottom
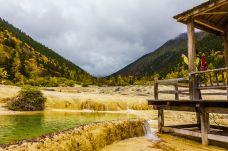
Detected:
left=190, top=67, right=228, bottom=99
left=190, top=67, right=228, bottom=89
left=154, top=67, right=228, bottom=100
left=154, top=77, right=189, bottom=100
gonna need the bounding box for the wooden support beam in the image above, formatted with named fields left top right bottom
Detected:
left=206, top=107, right=228, bottom=114
left=158, top=90, right=189, bottom=94
left=158, top=109, right=164, bottom=133
left=194, top=23, right=223, bottom=36
left=225, top=26, right=228, bottom=67
left=224, top=25, right=228, bottom=100
left=187, top=21, right=197, bottom=101
left=187, top=21, right=196, bottom=74
left=194, top=19, right=225, bottom=34
left=153, top=106, right=196, bottom=112
left=162, top=126, right=201, bottom=138
left=200, top=109, right=209, bottom=145
left=198, top=12, right=228, bottom=15
left=210, top=125, right=228, bottom=131
left=168, top=124, right=199, bottom=129
left=154, top=78, right=158, bottom=100
left=201, top=92, right=227, bottom=95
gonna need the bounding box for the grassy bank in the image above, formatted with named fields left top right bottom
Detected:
left=45, top=91, right=148, bottom=111
left=0, top=85, right=149, bottom=111
left=0, top=119, right=145, bottom=151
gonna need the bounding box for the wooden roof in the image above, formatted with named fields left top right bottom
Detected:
left=174, top=0, right=228, bottom=36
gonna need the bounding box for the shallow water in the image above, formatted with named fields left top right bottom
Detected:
left=0, top=111, right=134, bottom=144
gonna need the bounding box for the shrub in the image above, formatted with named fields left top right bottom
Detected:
left=0, top=79, right=14, bottom=85
left=7, top=86, right=46, bottom=111
left=3, top=38, right=16, bottom=48
left=64, top=80, right=75, bottom=87
left=82, top=83, right=89, bottom=87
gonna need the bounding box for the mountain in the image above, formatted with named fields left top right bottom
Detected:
left=112, top=32, right=224, bottom=79
left=0, top=18, right=93, bottom=85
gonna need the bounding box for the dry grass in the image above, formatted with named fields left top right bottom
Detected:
left=43, top=89, right=149, bottom=111
left=0, top=84, right=227, bottom=111
left=0, top=85, right=149, bottom=111
left=1, top=84, right=228, bottom=150
left=0, top=85, right=19, bottom=102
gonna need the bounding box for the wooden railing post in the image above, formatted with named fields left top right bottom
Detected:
left=174, top=84, right=179, bottom=100
left=190, top=74, right=199, bottom=100
left=200, top=107, right=209, bottom=145
left=196, top=112, right=201, bottom=129
left=158, top=108, right=164, bottom=133
left=187, top=20, right=197, bottom=101
left=154, top=78, right=158, bottom=100
left=224, top=27, right=228, bottom=100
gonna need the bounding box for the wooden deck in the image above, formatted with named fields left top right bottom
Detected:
left=150, top=0, right=228, bottom=147
left=148, top=99, right=228, bottom=146
left=150, top=67, right=228, bottom=146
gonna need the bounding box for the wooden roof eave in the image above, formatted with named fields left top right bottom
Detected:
left=178, top=19, right=225, bottom=36
left=174, top=0, right=228, bottom=21
left=174, top=0, right=228, bottom=36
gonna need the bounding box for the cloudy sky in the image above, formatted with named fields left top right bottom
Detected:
left=0, top=0, right=207, bottom=76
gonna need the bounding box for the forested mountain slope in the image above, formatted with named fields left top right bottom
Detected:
left=113, top=32, right=224, bottom=79
left=0, top=18, right=93, bottom=86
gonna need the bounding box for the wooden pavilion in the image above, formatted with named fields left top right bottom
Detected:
left=148, top=0, right=228, bottom=146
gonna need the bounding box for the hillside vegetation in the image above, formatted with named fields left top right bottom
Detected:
left=113, top=32, right=224, bottom=80
left=0, top=17, right=224, bottom=86
left=0, top=18, right=93, bottom=86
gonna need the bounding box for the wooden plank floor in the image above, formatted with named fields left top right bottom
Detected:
left=162, top=125, right=228, bottom=144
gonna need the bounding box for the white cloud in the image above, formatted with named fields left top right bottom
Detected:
left=0, top=0, right=207, bottom=76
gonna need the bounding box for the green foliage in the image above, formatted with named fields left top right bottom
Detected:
left=0, top=68, right=8, bottom=79
left=7, top=86, right=46, bottom=111
left=0, top=17, right=94, bottom=86
left=0, top=68, right=9, bottom=84
left=26, top=77, right=76, bottom=87
left=112, top=32, right=224, bottom=80
left=0, top=17, right=224, bottom=86
left=3, top=38, right=16, bottom=48
left=64, top=80, right=75, bottom=87
left=1, top=79, right=14, bottom=85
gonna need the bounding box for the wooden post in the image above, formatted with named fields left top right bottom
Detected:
left=224, top=26, right=228, bottom=100
left=200, top=108, right=209, bottom=146
left=158, top=108, right=164, bottom=133
left=187, top=21, right=196, bottom=73
left=196, top=112, right=201, bottom=129
left=174, top=84, right=179, bottom=100
left=154, top=78, right=158, bottom=100
left=224, top=26, right=228, bottom=68
left=187, top=20, right=197, bottom=100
